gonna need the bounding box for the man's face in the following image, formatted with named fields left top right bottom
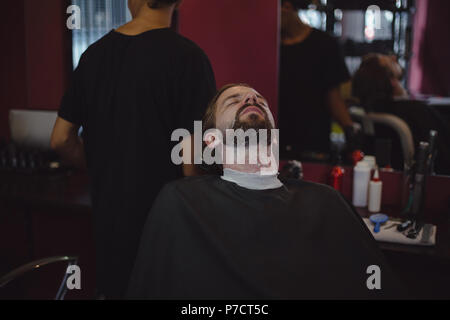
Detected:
left=214, top=86, right=275, bottom=134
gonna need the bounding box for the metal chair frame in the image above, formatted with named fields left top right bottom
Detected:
left=0, top=256, right=79, bottom=300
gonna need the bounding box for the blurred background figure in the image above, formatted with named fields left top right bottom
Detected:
left=353, top=53, right=408, bottom=112
left=279, top=0, right=355, bottom=161
left=351, top=53, right=450, bottom=174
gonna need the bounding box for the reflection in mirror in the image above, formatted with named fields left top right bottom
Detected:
left=278, top=0, right=450, bottom=176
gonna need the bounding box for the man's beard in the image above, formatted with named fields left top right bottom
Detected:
left=224, top=102, right=274, bottom=147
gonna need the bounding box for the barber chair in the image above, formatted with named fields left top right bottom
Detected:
left=0, top=256, right=78, bottom=300
left=388, top=100, right=450, bottom=175
left=350, top=106, right=415, bottom=171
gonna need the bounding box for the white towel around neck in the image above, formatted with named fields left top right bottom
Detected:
left=221, top=168, right=283, bottom=190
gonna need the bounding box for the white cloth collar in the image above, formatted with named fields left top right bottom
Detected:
left=221, top=168, right=283, bottom=190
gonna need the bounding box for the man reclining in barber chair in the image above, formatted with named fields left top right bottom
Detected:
left=127, top=84, right=405, bottom=299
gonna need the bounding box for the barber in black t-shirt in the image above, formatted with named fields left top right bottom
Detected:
left=279, top=0, right=356, bottom=158
left=51, top=0, right=216, bottom=299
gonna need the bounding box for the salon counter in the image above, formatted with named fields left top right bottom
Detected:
left=357, top=206, right=450, bottom=299
left=356, top=207, right=450, bottom=261
left=301, top=162, right=450, bottom=299
left=0, top=170, right=91, bottom=213
left=0, top=169, right=95, bottom=299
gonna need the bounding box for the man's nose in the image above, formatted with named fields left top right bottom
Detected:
left=244, top=93, right=258, bottom=104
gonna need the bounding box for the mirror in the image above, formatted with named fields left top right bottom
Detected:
left=278, top=0, right=450, bottom=176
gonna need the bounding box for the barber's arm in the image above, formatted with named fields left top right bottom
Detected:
left=51, top=117, right=86, bottom=169
left=182, top=135, right=202, bottom=177
left=325, top=36, right=355, bottom=135
left=175, top=50, right=216, bottom=177
left=327, top=86, right=353, bottom=128
left=327, top=86, right=363, bottom=153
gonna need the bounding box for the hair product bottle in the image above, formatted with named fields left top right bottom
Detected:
left=368, top=168, right=383, bottom=213
left=352, top=161, right=371, bottom=207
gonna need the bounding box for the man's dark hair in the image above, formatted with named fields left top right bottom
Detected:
left=352, top=54, right=394, bottom=111
left=147, top=0, right=178, bottom=9
left=281, top=0, right=313, bottom=10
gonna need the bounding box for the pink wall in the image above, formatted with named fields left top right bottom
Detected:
left=178, top=0, right=280, bottom=121
left=24, top=0, right=69, bottom=110
left=0, top=2, right=27, bottom=140
left=1, top=0, right=280, bottom=140
left=0, top=0, right=70, bottom=140
left=409, top=0, right=450, bottom=96
left=408, top=0, right=428, bottom=94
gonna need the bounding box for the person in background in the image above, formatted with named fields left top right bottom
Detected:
left=127, top=84, right=405, bottom=299
left=351, top=53, right=450, bottom=174
left=279, top=0, right=357, bottom=159
left=51, top=0, right=216, bottom=299
left=352, top=53, right=409, bottom=112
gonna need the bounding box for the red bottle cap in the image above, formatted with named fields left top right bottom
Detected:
left=329, top=165, right=345, bottom=191
left=351, top=150, right=365, bottom=166
left=372, top=168, right=381, bottom=182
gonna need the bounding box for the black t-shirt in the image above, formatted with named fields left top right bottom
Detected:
left=58, top=28, right=216, bottom=298
left=127, top=175, right=405, bottom=299
left=279, top=29, right=350, bottom=157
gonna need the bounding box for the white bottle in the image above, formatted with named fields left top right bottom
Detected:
left=368, top=168, right=383, bottom=213
left=352, top=161, right=371, bottom=207
left=363, top=155, right=377, bottom=170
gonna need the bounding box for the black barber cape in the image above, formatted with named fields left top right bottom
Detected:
left=127, top=176, right=404, bottom=299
